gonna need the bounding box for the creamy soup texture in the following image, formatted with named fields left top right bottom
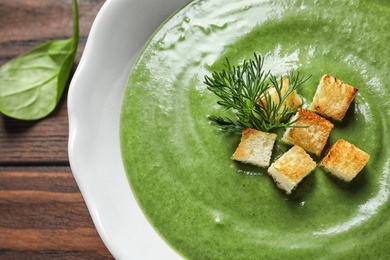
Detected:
left=120, top=0, right=390, bottom=258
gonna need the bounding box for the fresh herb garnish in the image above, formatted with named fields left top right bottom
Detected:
left=0, top=0, right=79, bottom=120
left=205, top=53, right=310, bottom=133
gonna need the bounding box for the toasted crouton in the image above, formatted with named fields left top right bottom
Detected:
left=320, top=139, right=370, bottom=182
left=268, top=145, right=316, bottom=194
left=311, top=74, right=358, bottom=121
left=282, top=108, right=334, bottom=156
left=260, top=77, right=303, bottom=113
left=232, top=128, right=277, bottom=168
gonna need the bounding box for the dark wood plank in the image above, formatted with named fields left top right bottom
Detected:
left=0, top=0, right=114, bottom=258
left=0, top=251, right=111, bottom=260
left=0, top=167, right=113, bottom=259
left=0, top=97, right=69, bottom=165
left=0, top=0, right=104, bottom=64
left=0, top=167, right=79, bottom=193
left=0, top=0, right=105, bottom=164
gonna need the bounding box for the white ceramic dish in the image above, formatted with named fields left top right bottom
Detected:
left=68, top=0, right=189, bottom=258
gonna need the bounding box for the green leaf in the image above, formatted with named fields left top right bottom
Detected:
left=0, top=0, right=79, bottom=120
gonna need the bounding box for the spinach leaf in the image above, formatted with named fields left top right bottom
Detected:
left=0, top=0, right=79, bottom=120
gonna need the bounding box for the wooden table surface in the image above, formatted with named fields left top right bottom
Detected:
left=0, top=0, right=114, bottom=258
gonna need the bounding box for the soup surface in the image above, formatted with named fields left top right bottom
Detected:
left=120, top=0, right=390, bottom=258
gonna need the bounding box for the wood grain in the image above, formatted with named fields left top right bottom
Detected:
left=0, top=0, right=103, bottom=64
left=0, top=0, right=114, bottom=258
left=0, top=96, right=69, bottom=165
left=0, top=0, right=100, bottom=165
left=0, top=167, right=113, bottom=259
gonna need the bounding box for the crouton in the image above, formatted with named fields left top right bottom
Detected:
left=311, top=74, right=358, bottom=121
left=268, top=145, right=316, bottom=194
left=232, top=128, right=277, bottom=168
left=320, top=139, right=370, bottom=182
left=282, top=108, right=334, bottom=156
left=261, top=77, right=303, bottom=113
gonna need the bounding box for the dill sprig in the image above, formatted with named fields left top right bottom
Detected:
left=205, top=53, right=310, bottom=133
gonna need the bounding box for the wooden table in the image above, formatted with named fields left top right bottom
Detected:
left=0, top=0, right=114, bottom=258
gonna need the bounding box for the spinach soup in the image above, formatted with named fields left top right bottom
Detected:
left=120, top=0, right=390, bottom=258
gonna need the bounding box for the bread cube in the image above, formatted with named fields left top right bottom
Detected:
left=311, top=74, right=358, bottom=121
left=320, top=139, right=370, bottom=182
left=261, top=77, right=303, bottom=113
left=268, top=145, right=316, bottom=194
left=282, top=108, right=334, bottom=156
left=232, top=128, right=277, bottom=168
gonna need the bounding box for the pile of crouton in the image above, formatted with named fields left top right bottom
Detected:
left=232, top=74, right=370, bottom=194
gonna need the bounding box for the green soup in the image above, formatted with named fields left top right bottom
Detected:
left=120, top=0, right=390, bottom=258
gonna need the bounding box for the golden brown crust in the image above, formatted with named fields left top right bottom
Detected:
left=267, top=145, right=316, bottom=194
left=282, top=109, right=334, bottom=156
left=311, top=74, right=358, bottom=121
left=232, top=128, right=277, bottom=167
left=232, top=128, right=256, bottom=159
left=320, top=139, right=370, bottom=181
left=271, top=145, right=316, bottom=183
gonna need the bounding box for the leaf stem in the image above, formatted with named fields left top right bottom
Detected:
left=72, top=0, right=79, bottom=50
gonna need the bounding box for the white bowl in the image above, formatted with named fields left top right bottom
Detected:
left=68, top=0, right=189, bottom=258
